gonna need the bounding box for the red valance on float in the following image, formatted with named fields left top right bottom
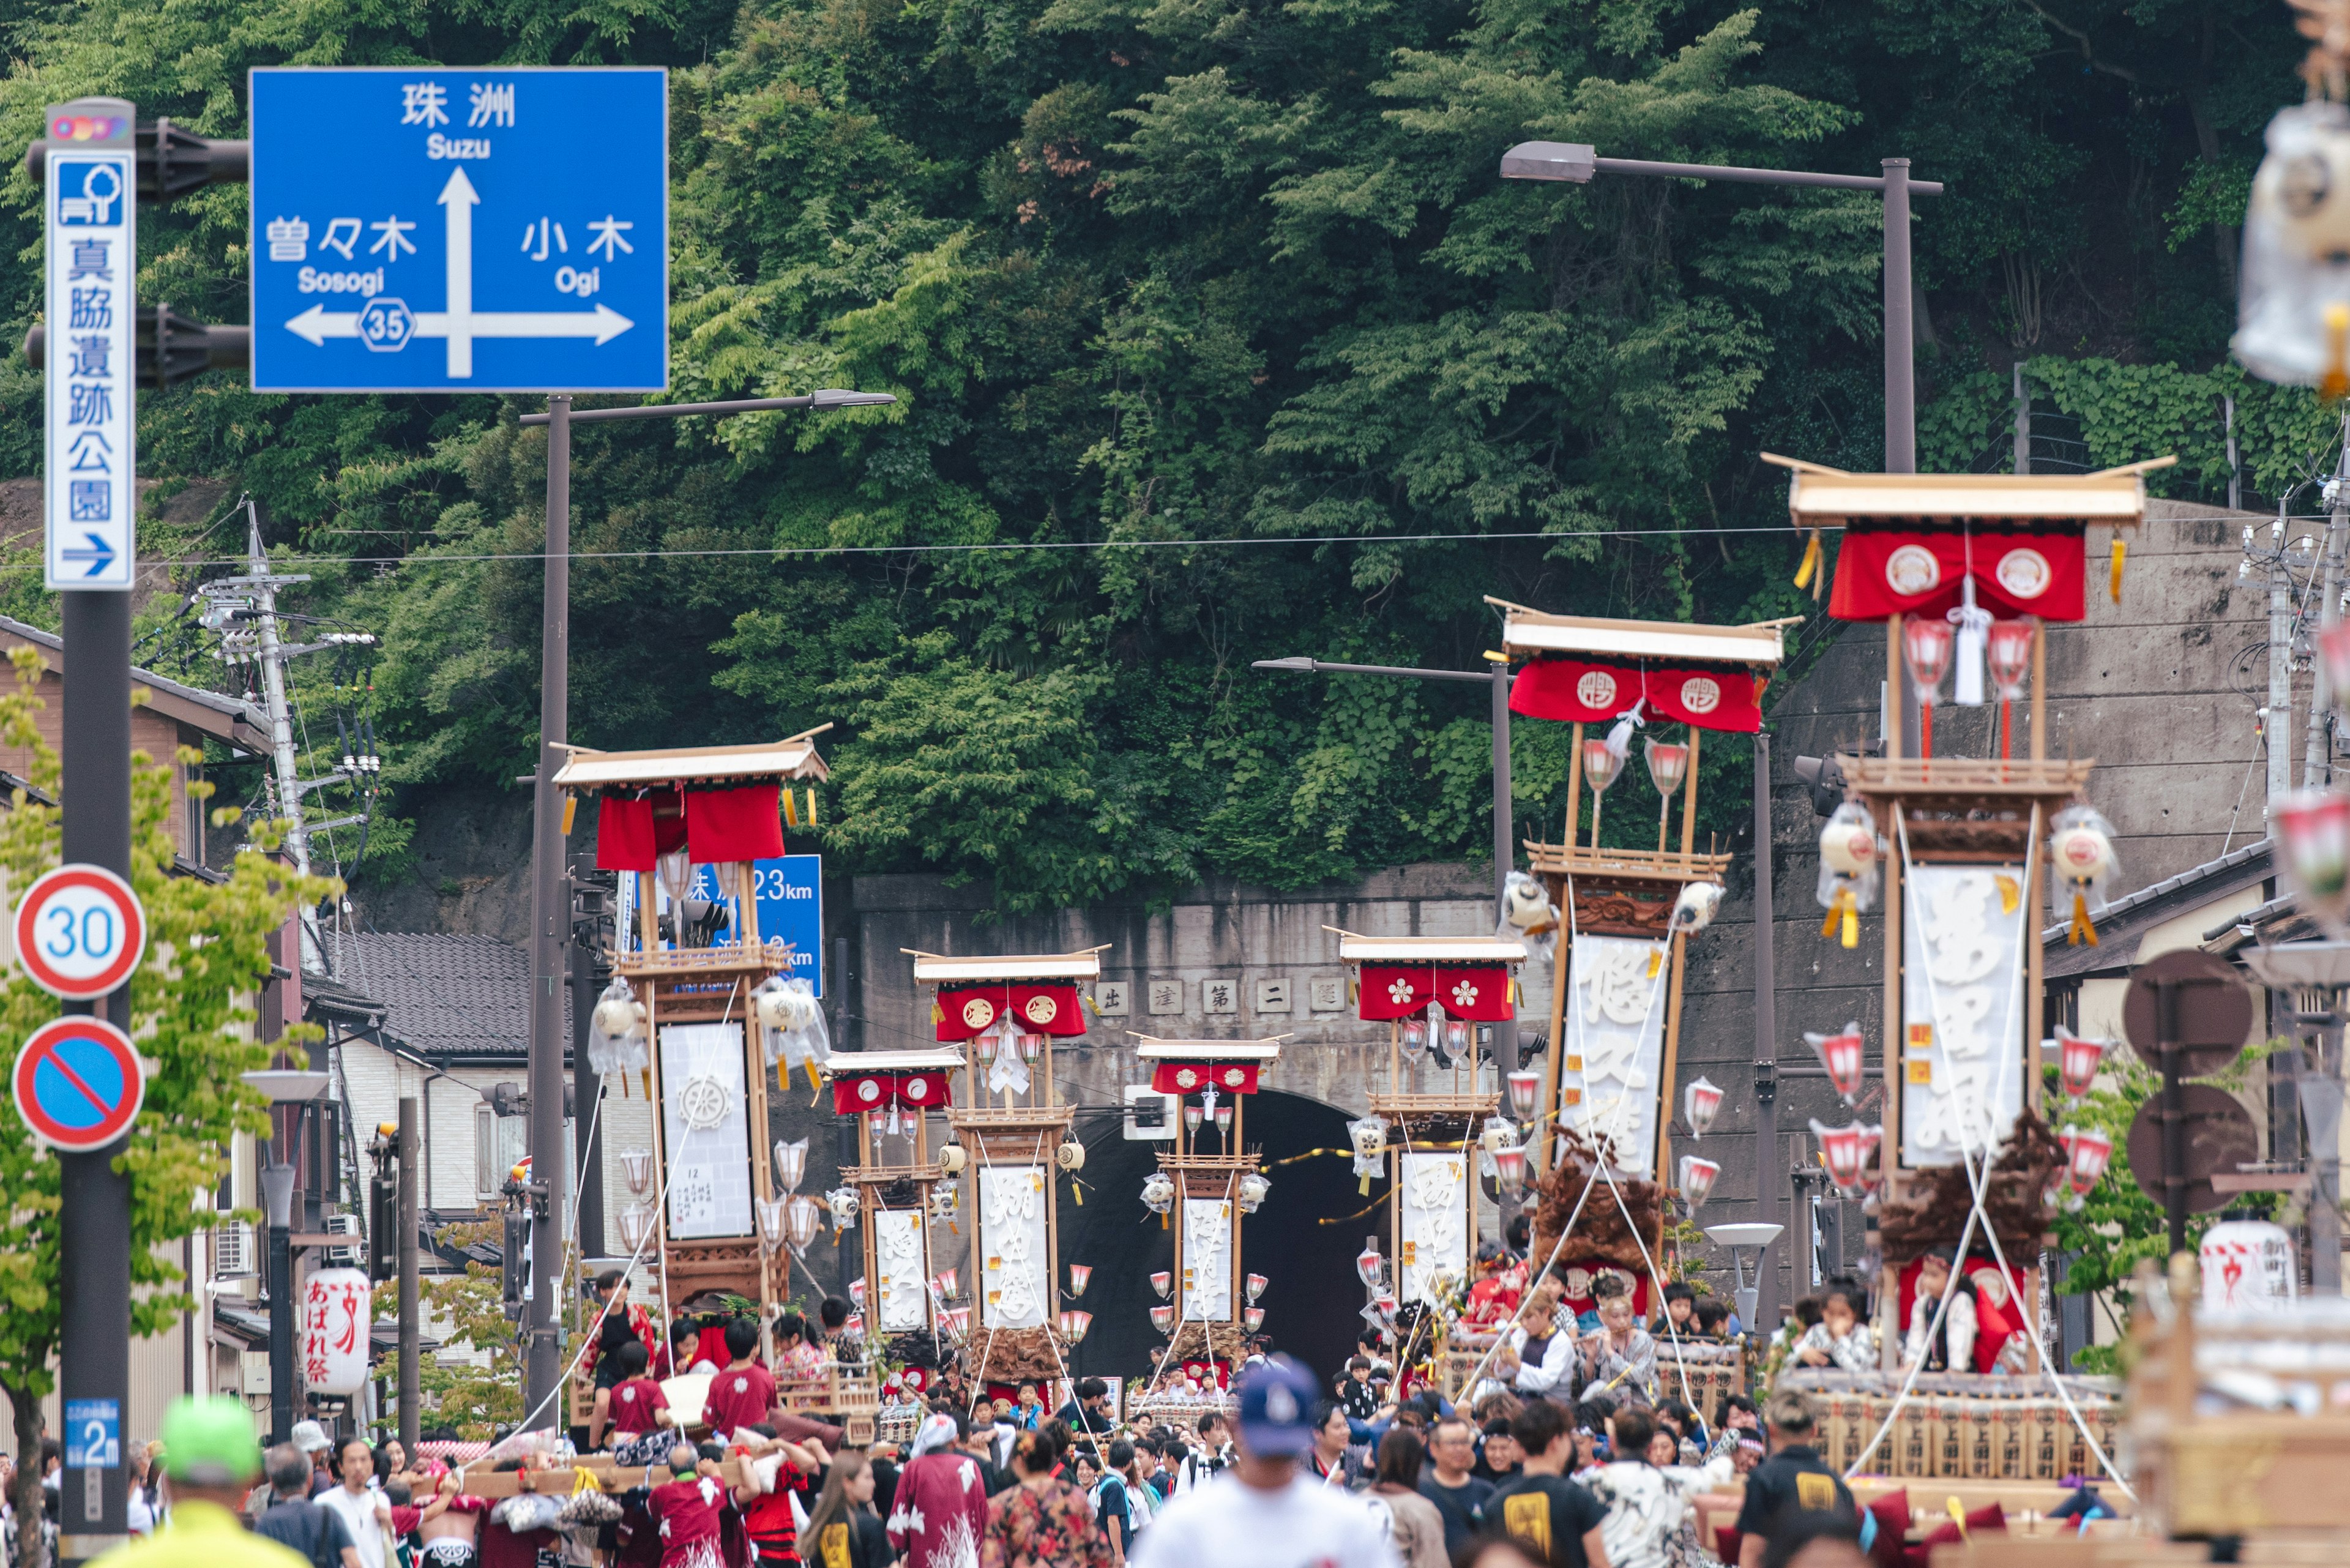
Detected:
left=1828, top=522, right=2087, bottom=624
left=596, top=785, right=786, bottom=872
left=1358, top=965, right=1514, bottom=1022
left=831, top=1070, right=955, bottom=1115
left=1894, top=1253, right=2027, bottom=1374
left=1149, top=1061, right=1263, bottom=1095
left=1178, top=1359, right=1233, bottom=1391
left=1510, top=659, right=1765, bottom=733
left=933, top=984, right=1087, bottom=1040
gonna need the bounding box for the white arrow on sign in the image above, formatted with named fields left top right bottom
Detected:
left=281, top=168, right=634, bottom=373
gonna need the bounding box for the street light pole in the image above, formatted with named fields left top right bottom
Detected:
left=517, top=388, right=894, bottom=1427
left=1499, top=144, right=1943, bottom=473
left=1251, top=655, right=1518, bottom=1081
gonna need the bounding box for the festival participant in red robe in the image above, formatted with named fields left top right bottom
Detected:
left=651, top=1449, right=732, bottom=1568
left=886, top=1414, right=990, bottom=1568
left=704, top=1320, right=780, bottom=1439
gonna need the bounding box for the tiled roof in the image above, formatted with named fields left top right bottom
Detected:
left=2041, top=838, right=2273, bottom=979
left=338, top=931, right=543, bottom=1059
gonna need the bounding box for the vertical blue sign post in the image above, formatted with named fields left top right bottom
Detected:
left=43, top=102, right=134, bottom=591
left=248, top=69, right=667, bottom=392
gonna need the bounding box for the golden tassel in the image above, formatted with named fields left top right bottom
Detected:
left=1646, top=949, right=1663, bottom=979
left=1820, top=903, right=1841, bottom=939
left=561, top=796, right=577, bottom=835
left=1793, top=529, right=1823, bottom=593
left=1160, top=1211, right=1169, bottom=1230
left=2067, top=890, right=2100, bottom=947
left=641, top=1068, right=651, bottom=1101
left=2109, top=537, right=2126, bottom=605
left=782, top=790, right=800, bottom=828
left=805, top=1060, right=822, bottom=1092
left=1359, top=1174, right=1373, bottom=1196
left=2326, top=303, right=2350, bottom=402
left=806, top=789, right=818, bottom=827
left=1072, top=1179, right=1084, bottom=1206
left=1841, top=900, right=1859, bottom=949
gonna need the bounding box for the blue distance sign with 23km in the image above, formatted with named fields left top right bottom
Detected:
left=249, top=67, right=667, bottom=393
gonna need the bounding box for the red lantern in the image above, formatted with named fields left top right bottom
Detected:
left=1493, top=1144, right=1528, bottom=1198
left=2065, top=1125, right=2114, bottom=1196
left=1683, top=1077, right=1723, bottom=1138
left=2273, top=788, right=2350, bottom=936
left=1150, top=1270, right=1172, bottom=1300
left=2055, top=1026, right=2107, bottom=1103
left=1058, top=1309, right=1092, bottom=1344
left=932, top=1268, right=958, bottom=1301
left=1356, top=1241, right=1387, bottom=1290
left=1805, top=1024, right=1867, bottom=1103
left=1067, top=1264, right=1092, bottom=1297
left=1507, top=1069, right=1542, bottom=1121
left=1677, top=1154, right=1721, bottom=1211
left=1810, top=1119, right=1874, bottom=1195
left=1150, top=1304, right=1176, bottom=1335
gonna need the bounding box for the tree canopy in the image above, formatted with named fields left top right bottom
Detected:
left=0, top=0, right=2322, bottom=908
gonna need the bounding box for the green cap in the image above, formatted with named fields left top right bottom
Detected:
left=158, top=1396, right=261, bottom=1485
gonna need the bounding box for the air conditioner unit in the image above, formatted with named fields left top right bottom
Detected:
left=212, top=1219, right=255, bottom=1279
left=324, top=1212, right=364, bottom=1267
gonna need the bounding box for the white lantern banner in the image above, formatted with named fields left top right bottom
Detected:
left=1398, top=1151, right=1468, bottom=1308
left=1900, top=865, right=2027, bottom=1168
left=2201, top=1216, right=2299, bottom=1313
left=1563, top=933, right=1668, bottom=1173
left=1181, top=1198, right=1234, bottom=1322
left=875, top=1208, right=930, bottom=1332
left=660, top=1022, right=754, bottom=1238
left=979, top=1167, right=1050, bottom=1329
left=302, top=1266, right=373, bottom=1395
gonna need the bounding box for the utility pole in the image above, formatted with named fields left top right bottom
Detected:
left=515, top=387, right=892, bottom=1424
left=397, top=1096, right=420, bottom=1449
left=245, top=508, right=323, bottom=971
left=2307, top=417, right=2350, bottom=793
left=1751, top=730, right=1780, bottom=1333
left=2274, top=502, right=2297, bottom=807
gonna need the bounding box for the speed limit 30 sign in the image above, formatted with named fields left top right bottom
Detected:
left=14, top=864, right=146, bottom=999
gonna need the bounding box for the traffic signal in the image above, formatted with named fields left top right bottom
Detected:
left=1791, top=741, right=1882, bottom=818
left=24, top=310, right=250, bottom=388
left=24, top=118, right=249, bottom=198
left=369, top=1170, right=398, bottom=1283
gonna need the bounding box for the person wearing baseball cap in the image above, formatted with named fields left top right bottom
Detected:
left=91, top=1397, right=310, bottom=1568
left=1128, top=1356, right=1398, bottom=1568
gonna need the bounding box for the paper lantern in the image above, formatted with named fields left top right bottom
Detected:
left=826, top=1185, right=862, bottom=1231
left=1581, top=734, right=1624, bottom=794
left=1056, top=1137, right=1086, bottom=1173
left=1214, top=1103, right=1234, bottom=1136
left=1479, top=1116, right=1517, bottom=1156
left=1677, top=1154, right=1720, bottom=1211
left=2237, top=102, right=2350, bottom=391
left=1502, top=870, right=1555, bottom=933
left=1067, top=1264, right=1092, bottom=1298
left=1058, top=1309, right=1093, bottom=1345
left=1141, top=1171, right=1176, bottom=1215
left=619, top=1147, right=655, bottom=1198
left=848, top=1277, right=866, bottom=1307
left=2049, top=803, right=2121, bottom=946
left=1669, top=881, right=1723, bottom=935
left=938, top=1141, right=968, bottom=1177
left=2273, top=788, right=2350, bottom=936
left=1987, top=619, right=2034, bottom=701
left=1374, top=1291, right=1399, bottom=1326
left=1400, top=1015, right=1430, bottom=1062
left=1244, top=1306, right=1266, bottom=1332
left=1150, top=1304, right=1176, bottom=1335
left=756, top=1197, right=788, bottom=1253
left=2065, top=1125, right=2114, bottom=1197
left=1494, top=1144, right=1528, bottom=1199
left=1018, top=1031, right=1046, bottom=1064
left=300, top=1267, right=374, bottom=1395
left=1644, top=738, right=1689, bottom=797
left=1507, top=1069, right=1543, bottom=1121
left=1184, top=1102, right=1204, bottom=1134
left=617, top=1203, right=654, bottom=1252
left=1245, top=1272, right=1267, bottom=1303
left=1150, top=1270, right=1172, bottom=1300
left=928, top=1182, right=960, bottom=1227
left=1237, top=1171, right=1270, bottom=1212
left=843, top=1312, right=864, bottom=1337
left=974, top=1030, right=1001, bottom=1066
left=1804, top=1024, right=1868, bottom=1103
left=2054, top=1026, right=2107, bottom=1103
left=1684, top=1077, right=1723, bottom=1138
left=772, top=1138, right=808, bottom=1194
left=1443, top=1018, right=1472, bottom=1057
left=933, top=1269, right=959, bottom=1301
left=1815, top=801, right=1879, bottom=948
left=1356, top=1238, right=1387, bottom=1290
left=1902, top=616, right=1954, bottom=706
left=1810, top=1119, right=1876, bottom=1197
left=784, top=1195, right=822, bottom=1251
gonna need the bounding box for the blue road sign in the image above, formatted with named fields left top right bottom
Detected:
left=13, top=1015, right=145, bottom=1151
left=43, top=100, right=136, bottom=591
left=690, top=855, right=825, bottom=995
left=249, top=69, right=667, bottom=392
left=64, top=1400, right=118, bottom=1468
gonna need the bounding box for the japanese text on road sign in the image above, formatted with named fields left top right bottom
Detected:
left=250, top=68, right=668, bottom=392
left=43, top=101, right=135, bottom=589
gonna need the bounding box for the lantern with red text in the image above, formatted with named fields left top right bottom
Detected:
left=301, top=1267, right=373, bottom=1394
left=1804, top=1023, right=1868, bottom=1104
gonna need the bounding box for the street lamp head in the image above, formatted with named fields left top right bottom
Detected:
left=810, top=388, right=897, bottom=407
left=259, top=1162, right=297, bottom=1231
left=1500, top=141, right=1597, bottom=184
left=241, top=1070, right=331, bottom=1103
left=1251, top=656, right=1318, bottom=674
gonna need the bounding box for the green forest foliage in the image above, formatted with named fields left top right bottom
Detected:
left=0, top=0, right=2328, bottom=908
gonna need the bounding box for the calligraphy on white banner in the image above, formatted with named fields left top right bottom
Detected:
left=1563, top=934, right=1668, bottom=1173
left=1182, top=1198, right=1234, bottom=1321
left=875, top=1208, right=928, bottom=1331
left=979, top=1167, right=1050, bottom=1328
left=1398, top=1151, right=1468, bottom=1306
left=1901, top=865, right=2026, bottom=1166
left=660, top=1023, right=752, bottom=1238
